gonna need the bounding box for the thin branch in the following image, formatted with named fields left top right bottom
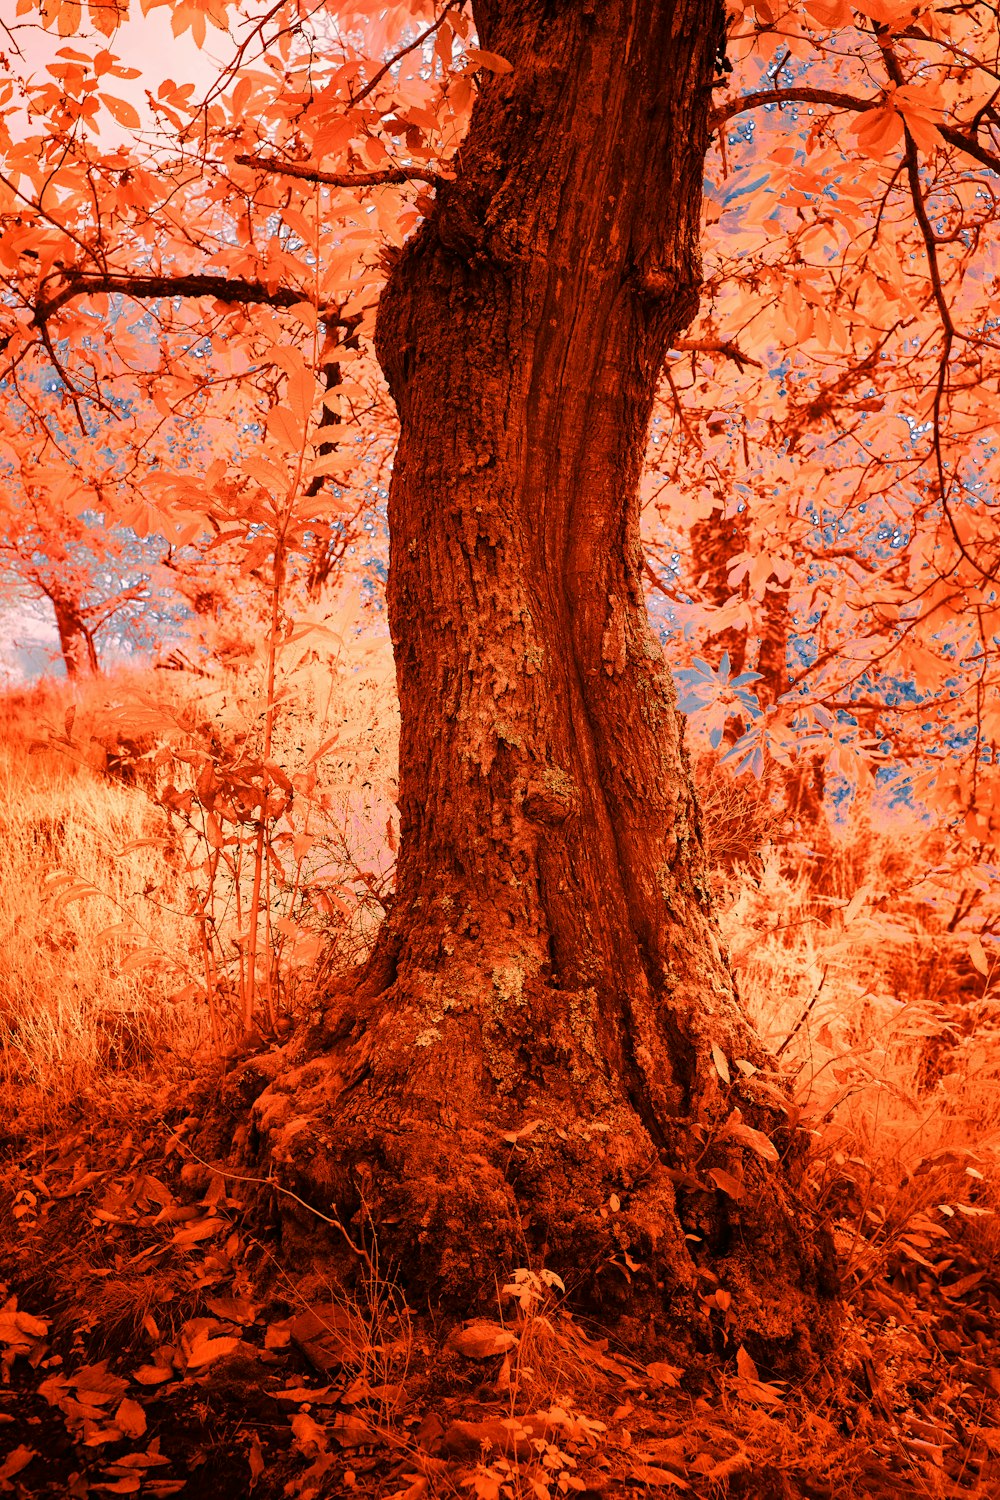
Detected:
left=350, top=0, right=462, bottom=109
left=712, top=87, right=1000, bottom=175
left=672, top=337, right=763, bottom=371
left=711, top=85, right=876, bottom=128
left=233, top=153, right=446, bottom=189
left=34, top=318, right=88, bottom=437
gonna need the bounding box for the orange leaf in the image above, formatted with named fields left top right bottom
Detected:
left=100, top=93, right=141, bottom=129
left=969, top=935, right=989, bottom=976
left=464, top=47, right=514, bottom=74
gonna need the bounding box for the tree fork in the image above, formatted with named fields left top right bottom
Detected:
left=248, top=0, right=839, bottom=1372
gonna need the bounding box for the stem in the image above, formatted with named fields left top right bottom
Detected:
left=244, top=540, right=285, bottom=1034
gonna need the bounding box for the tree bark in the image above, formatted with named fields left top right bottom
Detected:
left=52, top=595, right=98, bottom=677
left=251, top=0, right=838, bottom=1371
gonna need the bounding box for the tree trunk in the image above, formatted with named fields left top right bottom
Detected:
left=251, top=0, right=838, bottom=1371
left=52, top=595, right=98, bottom=677
left=754, top=582, right=828, bottom=827
left=690, top=502, right=750, bottom=678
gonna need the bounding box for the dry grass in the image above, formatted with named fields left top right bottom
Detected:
left=717, top=805, right=1000, bottom=1309
left=0, top=682, right=202, bottom=1127
left=0, top=593, right=400, bottom=1127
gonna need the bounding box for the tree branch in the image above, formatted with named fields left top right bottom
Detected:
left=350, top=0, right=462, bottom=110
left=233, top=154, right=447, bottom=189
left=672, top=337, right=763, bottom=371
left=34, top=270, right=335, bottom=325
left=712, top=87, right=1000, bottom=175
left=711, top=85, right=876, bottom=128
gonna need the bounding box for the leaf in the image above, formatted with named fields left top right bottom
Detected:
left=0, top=1304, right=48, bottom=1344
left=331, top=1414, right=376, bottom=1447
left=0, top=1447, right=35, bottom=1483
left=736, top=1345, right=759, bottom=1382
left=627, top=1463, right=689, bottom=1489
left=969, top=935, right=989, bottom=976
left=708, top=1167, right=743, bottom=1200
left=711, top=1043, right=731, bottom=1085
left=171, top=1215, right=226, bottom=1248
left=267, top=404, right=305, bottom=452
left=185, top=1333, right=241, bottom=1371
left=204, top=1295, right=258, bottom=1325
left=291, top=1411, right=328, bottom=1455
left=72, top=1364, right=128, bottom=1405
left=719, top=1110, right=780, bottom=1165
left=464, top=48, right=513, bottom=74
left=100, top=93, right=141, bottom=128
left=133, top=1364, right=173, bottom=1386
left=114, top=1397, right=147, bottom=1439
left=447, top=1320, right=518, bottom=1359
left=248, top=1433, right=265, bottom=1482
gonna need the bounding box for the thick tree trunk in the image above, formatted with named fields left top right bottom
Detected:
left=252, top=0, right=838, bottom=1370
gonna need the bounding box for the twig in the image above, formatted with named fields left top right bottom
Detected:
left=350, top=0, right=462, bottom=109
left=171, top=1128, right=373, bottom=1271
left=673, top=337, right=762, bottom=372
left=775, top=964, right=828, bottom=1060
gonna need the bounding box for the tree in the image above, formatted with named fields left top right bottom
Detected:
left=0, top=469, right=166, bottom=676
left=5, top=0, right=999, bottom=1369
left=306, top=0, right=838, bottom=1366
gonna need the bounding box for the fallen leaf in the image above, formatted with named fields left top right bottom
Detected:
left=627, top=1462, right=689, bottom=1488
left=248, top=1434, right=265, bottom=1483
left=172, top=1215, right=226, bottom=1249
left=288, top=1304, right=357, bottom=1373
left=73, top=1364, right=129, bottom=1405
left=447, top=1320, right=518, bottom=1359
left=439, top=1418, right=535, bottom=1460
left=114, top=1397, right=147, bottom=1439
left=133, top=1364, right=173, bottom=1385
left=331, top=1414, right=377, bottom=1447
left=291, top=1411, right=328, bottom=1456
left=185, top=1333, right=241, bottom=1371
left=0, top=1446, right=35, bottom=1483
left=205, top=1295, right=258, bottom=1324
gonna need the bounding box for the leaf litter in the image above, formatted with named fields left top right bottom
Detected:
left=2, top=1078, right=999, bottom=1499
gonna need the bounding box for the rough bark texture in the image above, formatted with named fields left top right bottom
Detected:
left=250, top=0, right=839, bottom=1372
